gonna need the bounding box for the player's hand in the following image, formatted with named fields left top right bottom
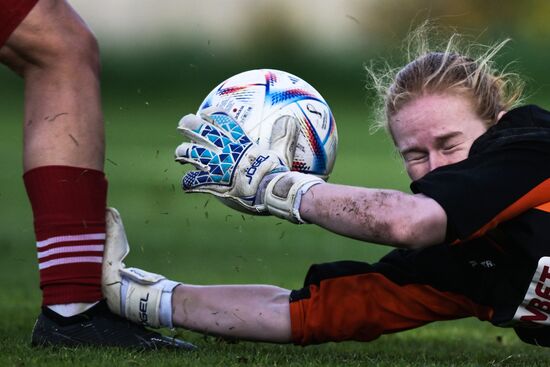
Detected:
left=175, top=108, right=289, bottom=214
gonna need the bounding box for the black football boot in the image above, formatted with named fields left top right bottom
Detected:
left=31, top=300, right=196, bottom=350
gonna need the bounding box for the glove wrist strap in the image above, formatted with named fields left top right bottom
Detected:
left=264, top=172, right=323, bottom=223
left=119, top=267, right=180, bottom=328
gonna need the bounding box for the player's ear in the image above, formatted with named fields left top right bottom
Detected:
left=496, top=110, right=507, bottom=122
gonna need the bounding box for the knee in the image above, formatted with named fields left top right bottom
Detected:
left=64, top=26, right=100, bottom=74
left=4, top=0, right=100, bottom=76
left=37, top=16, right=100, bottom=74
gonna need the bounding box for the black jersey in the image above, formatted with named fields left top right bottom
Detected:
left=411, top=105, right=550, bottom=345
left=289, top=106, right=550, bottom=346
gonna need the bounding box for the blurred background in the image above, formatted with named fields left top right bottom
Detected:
left=0, top=0, right=549, bottom=320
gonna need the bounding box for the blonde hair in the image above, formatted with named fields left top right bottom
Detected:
left=367, top=23, right=525, bottom=134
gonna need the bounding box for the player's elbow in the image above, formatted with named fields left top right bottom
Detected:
left=390, top=222, right=442, bottom=249
left=389, top=196, right=447, bottom=249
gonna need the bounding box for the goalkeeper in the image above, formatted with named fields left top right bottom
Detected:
left=103, top=31, right=550, bottom=346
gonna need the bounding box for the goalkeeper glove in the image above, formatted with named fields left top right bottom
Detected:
left=175, top=108, right=324, bottom=222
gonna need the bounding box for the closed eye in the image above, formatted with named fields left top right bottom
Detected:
left=403, top=153, right=428, bottom=163
left=435, top=132, right=465, bottom=153
left=443, top=143, right=459, bottom=151
left=441, top=141, right=464, bottom=154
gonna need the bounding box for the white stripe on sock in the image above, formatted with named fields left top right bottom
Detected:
left=39, top=256, right=103, bottom=270
left=37, top=244, right=104, bottom=259
left=36, top=233, right=106, bottom=248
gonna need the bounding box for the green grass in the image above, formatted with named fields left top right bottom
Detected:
left=1, top=68, right=549, bottom=366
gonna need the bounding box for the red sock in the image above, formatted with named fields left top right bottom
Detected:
left=24, top=166, right=108, bottom=306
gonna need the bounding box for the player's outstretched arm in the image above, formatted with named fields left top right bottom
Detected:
left=175, top=109, right=447, bottom=248
left=300, top=183, right=447, bottom=249
left=103, top=208, right=292, bottom=343
left=175, top=108, right=325, bottom=216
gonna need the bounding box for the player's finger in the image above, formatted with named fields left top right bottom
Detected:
left=177, top=114, right=231, bottom=150
left=269, top=115, right=299, bottom=167
left=182, top=170, right=223, bottom=191
left=174, top=142, right=216, bottom=171
left=200, top=108, right=250, bottom=145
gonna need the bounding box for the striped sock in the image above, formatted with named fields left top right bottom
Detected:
left=24, top=166, right=108, bottom=306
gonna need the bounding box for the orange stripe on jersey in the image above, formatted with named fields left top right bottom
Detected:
left=462, top=178, right=550, bottom=242
left=536, top=201, right=550, bottom=213
left=289, top=272, right=493, bottom=345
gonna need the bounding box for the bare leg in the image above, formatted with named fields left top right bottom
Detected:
left=0, top=1, right=193, bottom=349
left=0, top=0, right=106, bottom=310
left=0, top=0, right=104, bottom=171
left=172, top=284, right=292, bottom=343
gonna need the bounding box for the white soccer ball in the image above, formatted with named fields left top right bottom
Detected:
left=197, top=69, right=338, bottom=180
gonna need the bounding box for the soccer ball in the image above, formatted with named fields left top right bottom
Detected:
left=197, top=69, right=338, bottom=180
